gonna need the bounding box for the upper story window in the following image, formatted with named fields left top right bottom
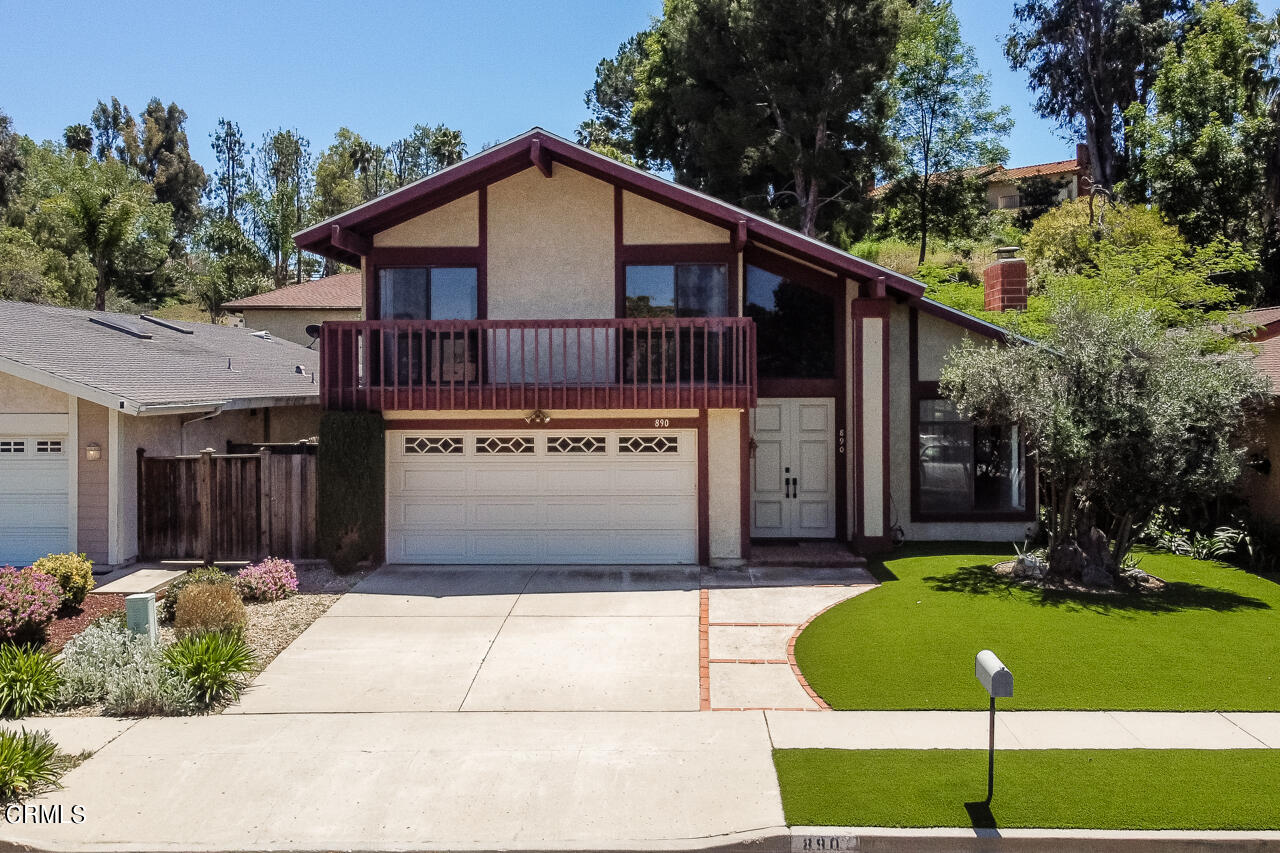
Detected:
left=379, top=267, right=478, bottom=320
left=917, top=398, right=1026, bottom=515
left=745, top=264, right=835, bottom=379
left=624, top=264, right=728, bottom=318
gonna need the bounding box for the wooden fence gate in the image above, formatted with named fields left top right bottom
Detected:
left=138, top=444, right=317, bottom=561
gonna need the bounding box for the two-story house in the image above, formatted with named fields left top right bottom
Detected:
left=294, top=129, right=1035, bottom=567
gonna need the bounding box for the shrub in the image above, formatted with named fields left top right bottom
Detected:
left=30, top=553, right=94, bottom=607
left=233, top=557, right=298, bottom=602
left=0, top=645, right=60, bottom=719
left=164, top=631, right=255, bottom=708
left=56, top=621, right=194, bottom=716
left=0, top=567, right=61, bottom=643
left=0, top=728, right=61, bottom=801
left=158, top=566, right=230, bottom=622
left=173, top=584, right=246, bottom=638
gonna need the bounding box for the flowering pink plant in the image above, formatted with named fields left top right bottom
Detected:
left=0, top=566, right=61, bottom=642
left=233, top=557, right=298, bottom=603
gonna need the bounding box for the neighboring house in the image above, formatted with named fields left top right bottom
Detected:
left=872, top=144, right=1090, bottom=213
left=1241, top=306, right=1280, bottom=524
left=222, top=273, right=363, bottom=346
left=293, top=128, right=1036, bottom=567
left=0, top=302, right=322, bottom=567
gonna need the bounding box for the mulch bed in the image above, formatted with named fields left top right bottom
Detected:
left=43, top=594, right=126, bottom=654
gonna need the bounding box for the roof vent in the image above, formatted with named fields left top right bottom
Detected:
left=251, top=330, right=272, bottom=340
left=139, top=314, right=195, bottom=334
left=89, top=316, right=153, bottom=339
left=295, top=365, right=306, bottom=374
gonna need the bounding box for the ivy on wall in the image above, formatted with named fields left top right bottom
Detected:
left=317, top=411, right=385, bottom=571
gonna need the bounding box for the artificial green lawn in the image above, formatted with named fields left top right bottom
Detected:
left=774, top=749, right=1280, bottom=829
left=794, top=544, right=1280, bottom=710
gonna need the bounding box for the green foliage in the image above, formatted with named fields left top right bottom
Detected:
left=318, top=411, right=385, bottom=572
left=1006, top=0, right=1189, bottom=189
left=0, top=110, right=24, bottom=213
left=628, top=0, right=901, bottom=236
left=1125, top=0, right=1274, bottom=258
left=0, top=729, right=62, bottom=801
left=577, top=32, right=650, bottom=166
left=172, top=584, right=246, bottom=639
left=940, top=302, right=1269, bottom=570
left=0, top=645, right=61, bottom=719
left=164, top=631, right=255, bottom=709
left=883, top=0, right=1013, bottom=261
left=158, top=566, right=231, bottom=623
left=1022, top=198, right=1250, bottom=326
left=56, top=620, right=195, bottom=716
left=30, top=553, right=94, bottom=607
left=138, top=99, right=207, bottom=241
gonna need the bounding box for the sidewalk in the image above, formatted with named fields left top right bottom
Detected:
left=765, top=710, right=1280, bottom=749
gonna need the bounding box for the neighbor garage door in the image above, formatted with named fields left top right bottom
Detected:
left=386, top=429, right=697, bottom=564
left=0, top=437, right=70, bottom=565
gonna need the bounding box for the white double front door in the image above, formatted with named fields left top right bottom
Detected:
left=750, top=398, right=837, bottom=539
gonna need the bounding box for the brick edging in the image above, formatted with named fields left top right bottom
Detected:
left=698, top=588, right=710, bottom=710
left=786, top=602, right=843, bottom=711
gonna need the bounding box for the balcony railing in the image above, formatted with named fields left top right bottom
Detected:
left=320, top=317, right=757, bottom=411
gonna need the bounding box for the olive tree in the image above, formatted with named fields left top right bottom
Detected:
left=940, top=301, right=1266, bottom=585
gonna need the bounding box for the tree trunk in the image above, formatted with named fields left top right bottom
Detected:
left=1047, top=502, right=1118, bottom=588
left=917, top=177, right=929, bottom=266
left=94, top=260, right=107, bottom=311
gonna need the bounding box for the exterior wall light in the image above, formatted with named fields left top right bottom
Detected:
left=85, top=442, right=101, bottom=461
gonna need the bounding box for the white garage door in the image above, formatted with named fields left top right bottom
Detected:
left=0, top=437, right=70, bottom=565
left=386, top=429, right=698, bottom=564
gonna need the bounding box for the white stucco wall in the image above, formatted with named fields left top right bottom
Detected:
left=373, top=192, right=480, bottom=247
left=707, top=408, right=744, bottom=565
left=239, top=308, right=361, bottom=347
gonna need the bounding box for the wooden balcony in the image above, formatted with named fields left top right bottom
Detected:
left=320, top=317, right=757, bottom=411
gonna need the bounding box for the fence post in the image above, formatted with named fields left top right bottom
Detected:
left=258, top=447, right=272, bottom=560
left=198, top=448, right=215, bottom=565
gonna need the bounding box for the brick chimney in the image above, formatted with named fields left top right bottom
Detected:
left=984, top=246, right=1027, bottom=312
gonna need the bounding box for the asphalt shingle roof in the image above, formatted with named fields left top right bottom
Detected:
left=0, top=301, right=320, bottom=412
left=222, top=273, right=362, bottom=310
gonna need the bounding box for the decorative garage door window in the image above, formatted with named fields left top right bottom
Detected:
left=618, top=435, right=679, bottom=454
left=547, top=435, right=606, bottom=454
left=404, top=436, right=463, bottom=455
left=0, top=440, right=24, bottom=453
left=35, top=440, right=62, bottom=453
left=475, top=435, right=535, bottom=454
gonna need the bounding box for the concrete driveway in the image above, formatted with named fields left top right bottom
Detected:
left=229, top=565, right=704, bottom=713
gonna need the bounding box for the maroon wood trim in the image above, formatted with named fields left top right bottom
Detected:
left=477, top=186, right=488, bottom=319
left=385, top=417, right=703, bottom=431
left=331, top=224, right=371, bottom=257
left=530, top=139, right=553, bottom=178
left=733, top=219, right=748, bottom=251
left=913, top=297, right=1012, bottom=341
left=880, top=300, right=891, bottom=547
left=364, top=264, right=378, bottom=321
left=697, top=409, right=710, bottom=566
left=296, top=130, right=925, bottom=299
left=367, top=246, right=483, bottom=267
left=758, top=378, right=839, bottom=398
left=850, top=297, right=892, bottom=552
left=614, top=186, right=625, bottom=318
left=834, top=297, right=848, bottom=543
left=850, top=300, right=864, bottom=544
left=739, top=408, right=751, bottom=560
left=617, top=243, right=734, bottom=264
left=908, top=307, right=1036, bottom=524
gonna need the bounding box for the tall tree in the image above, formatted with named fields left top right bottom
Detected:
left=577, top=33, right=649, bottom=165
left=36, top=151, right=173, bottom=309
left=1006, top=0, right=1189, bottom=191
left=253, top=128, right=311, bottom=286
left=89, top=97, right=142, bottom=167
left=628, top=0, right=901, bottom=237
left=0, top=110, right=24, bottom=214
left=207, top=119, right=252, bottom=223
left=63, top=124, right=93, bottom=155
left=886, top=1, right=1013, bottom=262
left=138, top=100, right=207, bottom=241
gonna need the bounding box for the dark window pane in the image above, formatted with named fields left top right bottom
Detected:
left=917, top=399, right=1025, bottom=514
left=625, top=266, right=676, bottom=317
left=380, top=268, right=428, bottom=320
left=430, top=267, right=478, bottom=320
left=675, top=264, right=727, bottom=317
left=744, top=264, right=835, bottom=378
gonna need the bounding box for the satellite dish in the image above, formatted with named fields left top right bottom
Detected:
left=305, top=324, right=322, bottom=340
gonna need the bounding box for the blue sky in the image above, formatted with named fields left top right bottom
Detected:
left=4, top=0, right=1277, bottom=172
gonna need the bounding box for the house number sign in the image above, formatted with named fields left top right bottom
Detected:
left=837, top=428, right=846, bottom=454
left=654, top=418, right=670, bottom=427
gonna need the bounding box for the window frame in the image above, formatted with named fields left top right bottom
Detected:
left=614, top=243, right=739, bottom=318
left=622, top=262, right=732, bottom=319
left=377, top=265, right=481, bottom=322
left=366, top=246, right=487, bottom=321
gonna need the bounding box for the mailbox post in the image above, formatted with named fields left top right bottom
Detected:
left=975, top=650, right=1013, bottom=804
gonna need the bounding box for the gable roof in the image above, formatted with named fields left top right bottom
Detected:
left=0, top=301, right=320, bottom=415
left=1242, top=306, right=1280, bottom=330
left=996, top=158, right=1081, bottom=182
left=1242, top=306, right=1280, bottom=395
left=293, top=127, right=925, bottom=300
left=222, top=273, right=362, bottom=311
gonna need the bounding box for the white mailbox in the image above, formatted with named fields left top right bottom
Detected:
left=975, top=650, right=1013, bottom=698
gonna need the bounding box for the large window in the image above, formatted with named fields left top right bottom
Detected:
left=379, top=267, right=478, bottom=321
left=917, top=399, right=1025, bottom=515
left=624, top=264, right=728, bottom=318
left=744, top=264, right=835, bottom=379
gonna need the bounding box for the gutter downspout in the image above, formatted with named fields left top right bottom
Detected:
left=179, top=405, right=225, bottom=455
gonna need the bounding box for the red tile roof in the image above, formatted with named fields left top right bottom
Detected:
left=996, top=159, right=1081, bottom=182
left=223, top=273, right=362, bottom=310
left=1243, top=306, right=1280, bottom=329
left=1256, top=334, right=1280, bottom=394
